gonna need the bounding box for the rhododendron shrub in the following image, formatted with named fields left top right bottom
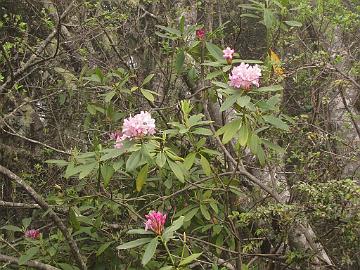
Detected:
left=16, top=21, right=291, bottom=269
left=3, top=5, right=357, bottom=270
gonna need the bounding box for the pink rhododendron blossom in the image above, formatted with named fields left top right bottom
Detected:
left=229, top=63, right=262, bottom=90
left=122, top=111, right=156, bottom=139
left=109, top=111, right=155, bottom=149
left=196, top=28, right=206, bottom=40
left=144, top=211, right=167, bottom=235
left=109, top=131, right=124, bottom=149
left=25, top=229, right=40, bottom=239
left=223, top=47, right=234, bottom=60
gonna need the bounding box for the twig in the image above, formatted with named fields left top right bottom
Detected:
left=331, top=65, right=360, bottom=91
left=339, top=87, right=360, bottom=139
left=0, top=200, right=40, bottom=209
left=0, top=165, right=87, bottom=270
left=0, top=254, right=60, bottom=270
left=203, top=102, right=282, bottom=202
left=1, top=120, right=70, bottom=155
left=0, top=1, right=76, bottom=93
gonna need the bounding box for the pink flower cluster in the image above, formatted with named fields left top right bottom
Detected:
left=144, top=211, right=167, bottom=235
left=25, top=229, right=40, bottom=239
left=196, top=28, right=206, bottom=40
left=223, top=47, right=234, bottom=61
left=109, top=131, right=124, bottom=149
left=110, top=111, right=155, bottom=148
left=229, top=62, right=262, bottom=90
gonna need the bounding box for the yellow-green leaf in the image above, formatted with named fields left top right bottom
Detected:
left=136, top=164, right=149, bottom=192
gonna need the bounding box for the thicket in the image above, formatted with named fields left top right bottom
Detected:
left=0, top=1, right=359, bottom=269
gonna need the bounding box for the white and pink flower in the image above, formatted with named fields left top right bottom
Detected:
left=229, top=63, right=261, bottom=90
left=223, top=47, right=234, bottom=62
left=109, top=111, right=155, bottom=149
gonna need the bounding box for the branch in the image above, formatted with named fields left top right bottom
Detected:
left=0, top=1, right=76, bottom=93
left=1, top=120, right=70, bottom=155
left=0, top=200, right=40, bottom=209
left=203, top=102, right=282, bottom=202
left=339, top=87, right=360, bottom=139
left=0, top=254, right=60, bottom=270
left=0, top=165, right=87, bottom=270
left=0, top=42, right=14, bottom=83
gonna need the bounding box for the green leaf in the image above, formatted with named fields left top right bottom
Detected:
left=1, top=225, right=22, bottom=232
left=284, top=20, right=302, bottom=27
left=160, top=266, right=174, bottom=270
left=248, top=133, right=260, bottom=154
left=64, top=162, right=82, bottom=179
left=238, top=124, right=249, bottom=146
left=141, top=74, right=155, bottom=86
left=142, top=237, right=159, bottom=266
left=156, top=152, right=167, bottom=168
left=104, top=90, right=116, bottom=102
left=126, top=150, right=142, bottom=172
left=175, top=50, right=185, bottom=73
left=100, top=148, right=126, bottom=161
left=209, top=200, right=219, bottom=214
left=220, top=94, right=238, bottom=112
left=179, top=15, right=185, bottom=33
left=222, top=119, right=241, bottom=144
left=127, top=229, right=153, bottom=235
left=87, top=104, right=97, bottom=115
left=140, top=88, right=155, bottom=102
left=96, top=242, right=113, bottom=256
left=262, top=140, right=285, bottom=153
left=168, top=160, right=184, bottom=182
left=101, top=164, right=115, bottom=187
left=256, top=85, right=283, bottom=92
left=237, top=95, right=251, bottom=107
left=184, top=207, right=199, bottom=222
left=192, top=127, right=213, bottom=136
left=179, top=253, right=203, bottom=266
left=78, top=162, right=97, bottom=179
left=206, top=70, right=223, bottom=80
left=136, top=164, right=149, bottom=192
left=212, top=81, right=230, bottom=89
left=69, top=207, right=80, bottom=231
left=156, top=25, right=181, bottom=36
left=22, top=218, right=32, bottom=230
left=263, top=115, right=289, bottom=131
left=183, top=152, right=196, bottom=170
left=200, top=204, right=211, bottom=220
left=164, top=216, right=185, bottom=235
left=232, top=59, right=263, bottom=64
left=45, top=159, right=68, bottom=167
left=116, top=238, right=152, bottom=250
left=263, top=8, right=275, bottom=29
left=206, top=42, right=223, bottom=61
left=200, top=155, right=212, bottom=176
left=19, top=246, right=39, bottom=265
